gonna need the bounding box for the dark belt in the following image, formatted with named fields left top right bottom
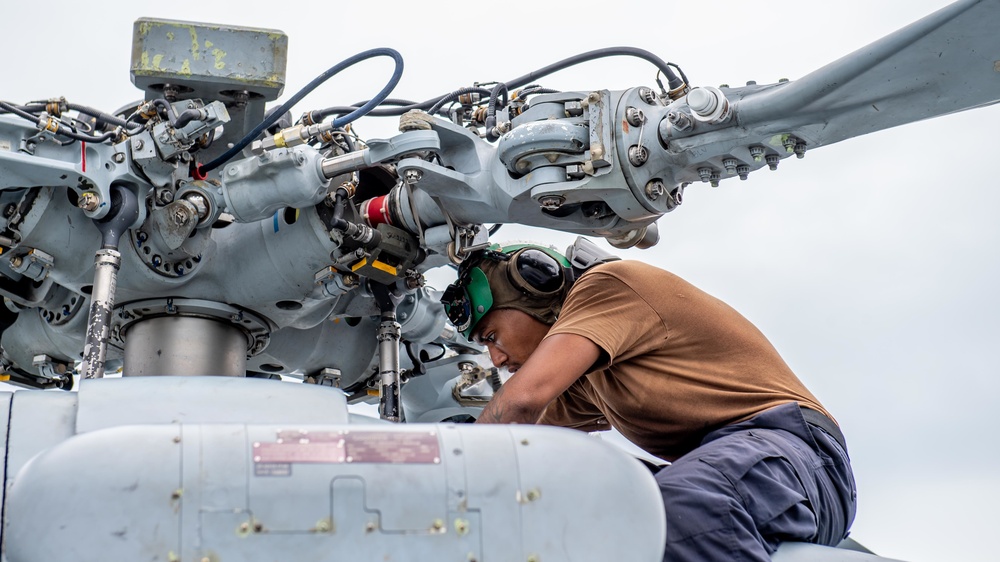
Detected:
left=800, top=407, right=848, bottom=452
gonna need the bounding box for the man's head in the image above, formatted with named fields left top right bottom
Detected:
left=441, top=242, right=572, bottom=334
left=441, top=243, right=572, bottom=371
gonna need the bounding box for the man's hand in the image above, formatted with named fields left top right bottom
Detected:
left=476, top=333, right=601, bottom=424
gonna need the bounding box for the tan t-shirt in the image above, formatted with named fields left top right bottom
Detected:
left=539, top=261, right=831, bottom=461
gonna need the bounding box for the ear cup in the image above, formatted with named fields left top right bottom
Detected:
left=512, top=248, right=566, bottom=295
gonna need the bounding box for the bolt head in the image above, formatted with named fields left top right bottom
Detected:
left=645, top=180, right=665, bottom=200
left=78, top=192, right=100, bottom=212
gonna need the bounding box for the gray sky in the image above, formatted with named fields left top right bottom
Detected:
left=3, top=1, right=998, bottom=560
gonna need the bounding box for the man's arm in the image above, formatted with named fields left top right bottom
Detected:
left=477, top=333, right=601, bottom=424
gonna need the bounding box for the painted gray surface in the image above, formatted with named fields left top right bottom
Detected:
left=1, top=379, right=665, bottom=561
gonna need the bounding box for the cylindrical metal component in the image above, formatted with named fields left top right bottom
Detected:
left=606, top=223, right=659, bottom=250
left=377, top=315, right=402, bottom=422
left=361, top=195, right=393, bottom=227
left=686, top=87, right=731, bottom=124
left=80, top=249, right=122, bottom=379
left=123, top=316, right=247, bottom=377
left=321, top=150, right=369, bottom=179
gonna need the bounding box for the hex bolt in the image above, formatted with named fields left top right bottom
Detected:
left=794, top=142, right=808, bottom=159
left=157, top=188, right=175, bottom=205
left=736, top=165, right=751, bottom=180
left=628, top=145, right=649, bottom=167
left=625, top=106, right=645, bottom=127
left=587, top=92, right=601, bottom=104
left=78, top=192, right=100, bottom=212
left=637, top=87, right=657, bottom=105
left=749, top=146, right=765, bottom=162
left=698, top=168, right=713, bottom=183
left=783, top=136, right=798, bottom=153
left=538, top=195, right=565, bottom=211
left=112, top=152, right=126, bottom=163
left=671, top=186, right=684, bottom=206
left=666, top=111, right=693, bottom=132
left=404, top=169, right=423, bottom=185
left=9, top=256, right=22, bottom=269
left=723, top=158, right=738, bottom=175
left=645, top=180, right=666, bottom=201
left=132, top=138, right=144, bottom=151
left=766, top=154, right=781, bottom=171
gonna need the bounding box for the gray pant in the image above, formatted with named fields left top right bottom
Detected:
left=655, top=403, right=857, bottom=561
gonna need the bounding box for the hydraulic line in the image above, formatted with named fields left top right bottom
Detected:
left=319, top=47, right=686, bottom=121
left=427, top=87, right=493, bottom=117
left=484, top=83, right=509, bottom=141
left=502, top=46, right=685, bottom=92
left=306, top=98, right=421, bottom=123
left=198, top=47, right=405, bottom=175
left=0, top=101, right=120, bottom=143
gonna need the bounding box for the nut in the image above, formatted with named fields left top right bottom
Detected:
left=78, top=192, right=100, bottom=212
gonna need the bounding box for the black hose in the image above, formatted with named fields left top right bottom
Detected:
left=311, top=47, right=685, bottom=123
left=198, top=47, right=405, bottom=176
left=67, top=103, right=140, bottom=132
left=308, top=98, right=422, bottom=122
left=330, top=187, right=349, bottom=231
left=502, top=46, right=684, bottom=92
left=0, top=101, right=39, bottom=122
left=427, top=87, right=493, bottom=117
left=1, top=101, right=117, bottom=143
left=172, top=109, right=205, bottom=129
left=484, top=83, right=508, bottom=141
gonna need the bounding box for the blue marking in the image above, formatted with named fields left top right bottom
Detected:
left=273, top=212, right=280, bottom=233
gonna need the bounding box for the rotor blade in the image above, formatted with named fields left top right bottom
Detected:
left=738, top=0, right=1000, bottom=149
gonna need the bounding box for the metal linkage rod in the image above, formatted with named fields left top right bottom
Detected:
left=80, top=186, right=139, bottom=379
left=377, top=313, right=402, bottom=422
left=80, top=249, right=121, bottom=379
left=372, top=283, right=402, bottom=422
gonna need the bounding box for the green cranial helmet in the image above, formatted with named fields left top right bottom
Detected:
left=440, top=243, right=572, bottom=340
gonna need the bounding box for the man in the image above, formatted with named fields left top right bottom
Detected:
left=441, top=240, right=856, bottom=561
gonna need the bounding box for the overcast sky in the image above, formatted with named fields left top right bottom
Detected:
left=2, top=1, right=998, bottom=560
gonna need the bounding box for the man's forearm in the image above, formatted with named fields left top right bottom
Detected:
left=476, top=384, right=543, bottom=424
